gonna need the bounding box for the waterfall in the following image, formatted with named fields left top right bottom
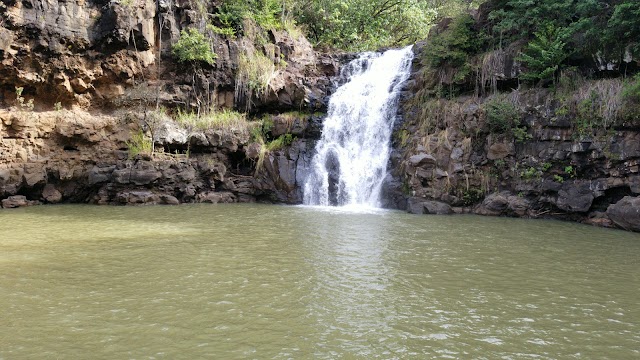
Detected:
left=303, top=46, right=414, bottom=208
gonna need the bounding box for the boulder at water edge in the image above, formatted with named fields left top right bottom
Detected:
left=607, top=196, right=640, bottom=232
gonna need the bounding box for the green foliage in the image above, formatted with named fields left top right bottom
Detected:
left=462, top=188, right=484, bottom=206
left=266, top=133, right=294, bottom=151
left=126, top=130, right=153, bottom=158
left=424, top=15, right=483, bottom=69
left=172, top=28, right=217, bottom=65
left=520, top=166, right=539, bottom=180
left=513, top=126, right=531, bottom=143
left=574, top=95, right=599, bottom=136
left=15, top=87, right=34, bottom=113
left=484, top=98, right=520, bottom=134
left=293, top=0, right=437, bottom=50
left=396, top=129, right=411, bottom=147
left=553, top=174, right=564, bottom=183
left=606, top=2, right=640, bottom=56
left=416, top=14, right=488, bottom=97
left=621, top=74, right=640, bottom=121
left=564, top=165, right=575, bottom=178
left=206, top=24, right=236, bottom=37
left=486, top=0, right=639, bottom=72
left=518, top=24, right=569, bottom=83
left=217, top=0, right=284, bottom=33
left=254, top=132, right=295, bottom=174
left=488, top=0, right=597, bottom=39
left=622, top=74, right=640, bottom=103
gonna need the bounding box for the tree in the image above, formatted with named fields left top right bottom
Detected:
left=292, top=0, right=437, bottom=50
left=517, top=24, right=569, bottom=83
left=606, top=2, right=640, bottom=57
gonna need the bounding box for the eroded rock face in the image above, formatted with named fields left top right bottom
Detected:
left=0, top=0, right=156, bottom=106
left=0, top=0, right=341, bottom=113
left=253, top=140, right=315, bottom=203
left=0, top=108, right=321, bottom=207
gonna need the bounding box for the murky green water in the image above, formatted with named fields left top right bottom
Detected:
left=1, top=204, right=639, bottom=359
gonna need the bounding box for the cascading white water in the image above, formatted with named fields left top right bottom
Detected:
left=303, top=46, right=414, bottom=208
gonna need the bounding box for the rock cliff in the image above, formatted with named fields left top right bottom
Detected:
left=388, top=36, right=640, bottom=232
left=0, top=0, right=340, bottom=207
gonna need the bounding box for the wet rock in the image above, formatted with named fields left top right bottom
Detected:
left=42, top=184, right=62, bottom=203
left=159, top=194, right=180, bottom=205
left=116, top=191, right=160, bottom=205
left=2, top=195, right=36, bottom=208
left=196, top=191, right=236, bottom=204
left=476, top=192, right=509, bottom=216
left=112, top=169, right=131, bottom=184
left=424, top=201, right=453, bottom=215
left=584, top=212, right=614, bottom=228
left=607, top=196, right=640, bottom=232
left=556, top=182, right=594, bottom=213
left=407, top=197, right=453, bottom=215
left=628, top=176, right=640, bottom=194
left=506, top=195, right=530, bottom=216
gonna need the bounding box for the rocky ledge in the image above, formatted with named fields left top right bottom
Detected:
left=0, top=109, right=322, bottom=207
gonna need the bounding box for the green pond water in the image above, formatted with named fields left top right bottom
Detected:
left=0, top=204, right=639, bottom=359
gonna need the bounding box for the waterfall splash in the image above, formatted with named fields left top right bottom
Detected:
left=303, top=46, right=414, bottom=208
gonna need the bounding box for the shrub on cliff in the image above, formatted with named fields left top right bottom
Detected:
left=172, top=28, right=217, bottom=65
left=484, top=97, right=520, bottom=134
left=621, top=74, right=640, bottom=124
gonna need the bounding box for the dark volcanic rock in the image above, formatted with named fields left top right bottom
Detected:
left=476, top=193, right=509, bottom=216
left=409, top=153, right=437, bottom=168
left=607, top=196, right=640, bottom=232
left=408, top=197, right=453, bottom=215
left=556, top=182, right=594, bottom=213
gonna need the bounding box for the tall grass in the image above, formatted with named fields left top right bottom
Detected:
left=175, top=108, right=254, bottom=133
left=235, top=50, right=276, bottom=109
left=126, top=130, right=153, bottom=158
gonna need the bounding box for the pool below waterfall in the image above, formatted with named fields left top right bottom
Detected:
left=1, top=204, right=639, bottom=359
